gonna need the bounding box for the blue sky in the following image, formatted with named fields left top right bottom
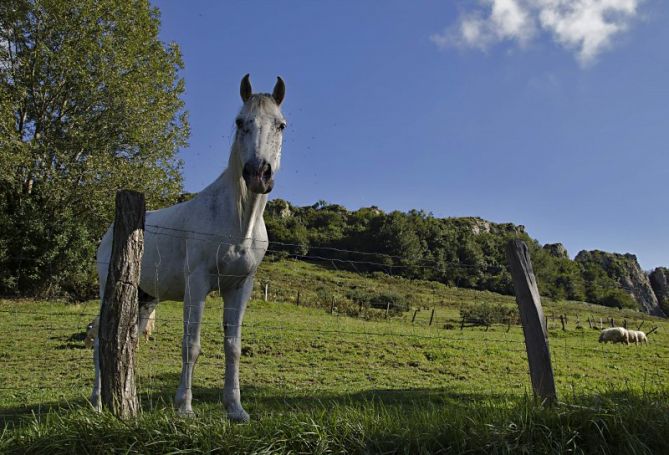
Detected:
left=153, top=0, right=668, bottom=270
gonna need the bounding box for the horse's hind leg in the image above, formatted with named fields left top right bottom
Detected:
left=175, top=272, right=208, bottom=416
left=138, top=288, right=158, bottom=342
left=91, top=337, right=102, bottom=411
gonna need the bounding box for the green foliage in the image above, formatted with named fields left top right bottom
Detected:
left=0, top=0, right=188, bottom=298
left=265, top=199, right=649, bottom=313
left=598, top=289, right=637, bottom=309
left=459, top=301, right=518, bottom=326
left=345, top=288, right=410, bottom=314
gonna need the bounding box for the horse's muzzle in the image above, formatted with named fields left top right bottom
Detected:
left=242, top=158, right=274, bottom=194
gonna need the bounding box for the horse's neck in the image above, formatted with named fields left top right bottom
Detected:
left=202, top=167, right=266, bottom=244
left=239, top=188, right=267, bottom=242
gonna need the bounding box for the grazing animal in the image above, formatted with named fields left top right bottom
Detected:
left=628, top=330, right=648, bottom=345
left=598, top=327, right=629, bottom=344
left=85, top=305, right=156, bottom=348
left=91, top=74, right=287, bottom=422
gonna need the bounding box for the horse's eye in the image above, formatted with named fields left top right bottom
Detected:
left=235, top=118, right=244, bottom=130
left=278, top=122, right=286, bottom=131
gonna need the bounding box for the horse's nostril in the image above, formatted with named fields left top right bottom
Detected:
left=262, top=164, right=272, bottom=180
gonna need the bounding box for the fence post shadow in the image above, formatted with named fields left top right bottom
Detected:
left=505, top=239, right=557, bottom=405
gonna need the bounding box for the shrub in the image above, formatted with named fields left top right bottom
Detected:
left=459, top=301, right=518, bottom=327
left=598, top=289, right=637, bottom=310
left=345, top=289, right=410, bottom=315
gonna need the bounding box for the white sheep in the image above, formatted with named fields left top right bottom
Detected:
left=84, top=306, right=156, bottom=348
left=628, top=330, right=648, bottom=345
left=598, top=327, right=629, bottom=345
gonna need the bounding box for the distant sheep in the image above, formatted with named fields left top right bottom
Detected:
left=84, top=306, right=156, bottom=348
left=598, top=327, right=629, bottom=345
left=628, top=330, right=648, bottom=345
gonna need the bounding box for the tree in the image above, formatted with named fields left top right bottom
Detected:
left=0, top=0, right=189, bottom=298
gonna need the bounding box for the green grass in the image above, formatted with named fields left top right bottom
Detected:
left=1, top=258, right=668, bottom=453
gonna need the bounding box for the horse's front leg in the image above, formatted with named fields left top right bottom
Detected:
left=175, top=271, right=209, bottom=416
left=222, top=277, right=254, bottom=422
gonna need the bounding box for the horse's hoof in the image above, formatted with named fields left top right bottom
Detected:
left=227, top=408, right=250, bottom=423
left=176, top=408, right=196, bottom=418
left=90, top=394, right=102, bottom=412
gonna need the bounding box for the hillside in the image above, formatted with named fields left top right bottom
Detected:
left=2, top=258, right=668, bottom=453
left=265, top=199, right=668, bottom=317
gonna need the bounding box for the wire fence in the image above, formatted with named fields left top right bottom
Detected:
left=1, top=226, right=667, bottom=422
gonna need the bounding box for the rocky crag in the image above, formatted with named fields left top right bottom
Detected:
left=575, top=250, right=666, bottom=317
left=650, top=268, right=669, bottom=315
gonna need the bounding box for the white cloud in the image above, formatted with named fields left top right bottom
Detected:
left=431, top=0, right=643, bottom=65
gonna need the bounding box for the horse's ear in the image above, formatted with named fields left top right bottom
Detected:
left=272, top=76, right=285, bottom=106
left=240, top=74, right=252, bottom=103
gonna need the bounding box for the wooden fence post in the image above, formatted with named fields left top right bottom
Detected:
left=505, top=239, right=557, bottom=404
left=412, top=309, right=418, bottom=323
left=588, top=316, right=593, bottom=329
left=99, top=190, right=145, bottom=420
left=385, top=301, right=390, bottom=318
left=264, top=282, right=269, bottom=302
left=610, top=318, right=615, bottom=327
left=429, top=308, right=435, bottom=326
left=296, top=290, right=301, bottom=306
left=560, top=315, right=566, bottom=331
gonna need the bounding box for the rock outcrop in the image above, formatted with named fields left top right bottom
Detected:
left=650, top=267, right=669, bottom=315
left=575, top=250, right=666, bottom=317
left=543, top=243, right=568, bottom=259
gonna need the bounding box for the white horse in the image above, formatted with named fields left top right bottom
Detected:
left=92, top=74, right=286, bottom=422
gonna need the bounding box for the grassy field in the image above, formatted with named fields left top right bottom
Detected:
left=1, top=258, right=668, bottom=453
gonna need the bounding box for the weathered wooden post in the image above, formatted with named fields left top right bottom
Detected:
left=385, top=301, right=391, bottom=318
left=411, top=309, right=418, bottom=323
left=264, top=282, right=269, bottom=302
left=296, top=290, right=301, bottom=306
left=588, top=316, right=593, bottom=329
left=429, top=308, right=435, bottom=326
left=505, top=239, right=557, bottom=404
left=560, top=315, right=566, bottom=331
left=330, top=296, right=335, bottom=315
left=99, top=190, right=145, bottom=419
left=610, top=318, right=615, bottom=327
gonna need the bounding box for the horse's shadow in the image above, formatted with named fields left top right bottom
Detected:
left=1, top=372, right=659, bottom=428
left=1, top=371, right=513, bottom=426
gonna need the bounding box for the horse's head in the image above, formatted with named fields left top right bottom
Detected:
left=235, top=74, right=286, bottom=194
